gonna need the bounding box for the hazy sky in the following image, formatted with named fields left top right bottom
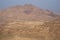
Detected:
left=0, top=0, right=60, bottom=13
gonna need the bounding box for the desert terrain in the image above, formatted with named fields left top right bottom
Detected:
left=0, top=4, right=60, bottom=40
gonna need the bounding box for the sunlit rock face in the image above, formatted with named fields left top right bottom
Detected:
left=0, top=4, right=60, bottom=40
left=0, top=21, right=51, bottom=40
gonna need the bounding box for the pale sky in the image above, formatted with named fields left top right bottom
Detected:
left=0, top=0, right=60, bottom=13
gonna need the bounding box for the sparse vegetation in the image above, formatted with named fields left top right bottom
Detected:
left=0, top=20, right=60, bottom=40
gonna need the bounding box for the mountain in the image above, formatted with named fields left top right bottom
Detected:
left=0, top=4, right=60, bottom=40
left=0, top=4, right=60, bottom=23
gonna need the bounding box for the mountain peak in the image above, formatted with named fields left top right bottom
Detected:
left=24, top=4, right=33, bottom=6
left=0, top=5, right=59, bottom=22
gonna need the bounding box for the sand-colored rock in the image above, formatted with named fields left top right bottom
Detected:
left=0, top=4, right=60, bottom=40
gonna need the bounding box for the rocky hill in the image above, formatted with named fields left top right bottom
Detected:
left=0, top=4, right=59, bottom=22
left=0, top=4, right=60, bottom=40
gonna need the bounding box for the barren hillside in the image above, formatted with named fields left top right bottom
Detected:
left=0, top=4, right=60, bottom=40
left=0, top=4, right=59, bottom=22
